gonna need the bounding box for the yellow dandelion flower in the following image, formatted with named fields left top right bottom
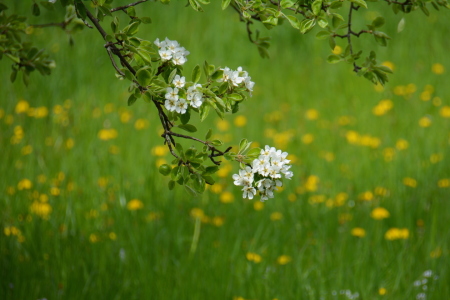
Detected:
left=338, top=115, right=352, bottom=126
left=66, top=138, right=75, bottom=149
left=97, top=177, right=108, bottom=188
left=406, top=83, right=417, bottom=94
left=419, top=116, right=432, bottom=127
left=109, top=232, right=117, bottom=240
left=217, top=119, right=230, bottom=131
left=351, top=227, right=366, bottom=238
left=381, top=61, right=395, bottom=71
left=146, top=212, right=162, bottom=221
left=431, top=63, right=445, bottom=74
left=220, top=191, right=234, bottom=203
left=395, top=139, right=409, bottom=150
left=379, top=287, right=387, bottom=295
left=338, top=213, right=353, bottom=224
left=301, top=133, right=314, bottom=144
left=346, top=130, right=360, bottom=144
left=359, top=191, right=373, bottom=201
left=4, top=114, right=14, bottom=124
left=371, top=207, right=390, bottom=220
left=420, top=91, right=432, bottom=101
left=134, top=118, right=149, bottom=130
left=18, top=178, right=33, bottom=190
left=305, top=175, right=319, bottom=192
left=385, top=228, right=409, bottom=240
left=383, top=147, right=395, bottom=162
left=305, top=109, right=319, bottom=120
left=127, top=199, right=144, bottom=211
left=430, top=247, right=442, bottom=258
left=334, top=192, right=348, bottom=206
left=234, top=115, right=247, bottom=127
left=209, top=183, right=223, bottom=194
left=190, top=208, right=204, bottom=219
left=39, top=194, right=49, bottom=202
left=332, top=45, right=342, bottom=55
left=152, top=145, right=168, bottom=156
left=430, top=153, right=443, bottom=164
left=277, top=255, right=292, bottom=265
left=103, top=103, right=115, bottom=114
left=50, top=187, right=60, bottom=196
left=288, top=193, right=297, bottom=202
left=439, top=106, right=450, bottom=118
left=374, top=187, right=389, bottom=196
left=212, top=216, right=225, bottom=227
left=98, top=128, right=118, bottom=140
left=438, top=178, right=450, bottom=188
left=253, top=201, right=264, bottom=211
left=403, top=177, right=417, bottom=188
left=270, top=212, right=283, bottom=221
left=15, top=100, right=30, bottom=114
left=21, top=145, right=33, bottom=156
left=120, top=110, right=132, bottom=123
left=30, top=201, right=52, bottom=219
left=89, top=233, right=99, bottom=243
left=217, top=163, right=232, bottom=178
left=34, top=107, right=49, bottom=118
left=246, top=252, right=262, bottom=263
left=433, top=96, right=442, bottom=106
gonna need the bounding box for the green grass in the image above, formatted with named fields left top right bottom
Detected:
left=1, top=1, right=450, bottom=299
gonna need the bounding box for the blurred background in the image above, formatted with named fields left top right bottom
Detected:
left=1, top=1, right=449, bottom=299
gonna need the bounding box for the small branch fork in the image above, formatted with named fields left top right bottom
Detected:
left=84, top=6, right=231, bottom=169
left=110, top=0, right=149, bottom=13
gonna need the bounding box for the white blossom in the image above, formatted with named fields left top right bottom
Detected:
left=175, top=98, right=188, bottom=114
left=172, top=75, right=186, bottom=88
left=232, top=145, right=293, bottom=201
left=165, top=87, right=179, bottom=101
left=164, top=98, right=177, bottom=112
left=154, top=37, right=189, bottom=65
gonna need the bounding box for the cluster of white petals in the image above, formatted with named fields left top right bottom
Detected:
left=217, top=66, right=255, bottom=95
left=164, top=75, right=204, bottom=114
left=154, top=38, right=190, bottom=65
left=232, top=145, right=293, bottom=201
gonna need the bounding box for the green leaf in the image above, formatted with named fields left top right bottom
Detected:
left=327, top=54, right=342, bottom=64
left=247, top=147, right=261, bottom=158
left=222, top=0, right=232, bottom=10
left=178, top=124, right=197, bottom=132
left=239, top=138, right=249, bottom=153
left=300, top=19, right=316, bottom=34
left=105, top=34, right=114, bottom=42
left=168, top=180, right=175, bottom=190
left=6, top=54, right=20, bottom=64
left=199, top=104, right=210, bottom=121
left=125, top=21, right=140, bottom=36
left=329, top=36, right=336, bottom=50
left=211, top=139, right=223, bottom=146
left=32, top=3, right=41, bottom=16
left=372, top=16, right=385, bottom=28
left=159, top=164, right=172, bottom=176
left=349, top=0, right=368, bottom=9
left=126, top=6, right=136, bottom=17
left=330, top=1, right=343, bottom=8
left=184, top=185, right=198, bottom=197
left=318, top=18, right=328, bottom=28
left=205, top=128, right=212, bottom=140
left=211, top=69, right=224, bottom=81
left=10, top=69, right=18, bottom=83
left=286, top=15, right=300, bottom=29
left=180, top=110, right=190, bottom=125
left=281, top=0, right=296, bottom=8
left=141, top=17, right=152, bottom=24
left=188, top=0, right=203, bottom=12
left=128, top=94, right=137, bottom=106
left=202, top=175, right=215, bottom=185
left=22, top=71, right=30, bottom=87
left=40, top=1, right=55, bottom=10
left=0, top=3, right=8, bottom=12
left=312, top=0, right=323, bottom=15
left=74, top=0, right=87, bottom=20
left=136, top=68, right=151, bottom=86
left=192, top=65, right=201, bottom=83
left=204, top=166, right=219, bottom=175
left=168, top=68, right=178, bottom=84
left=316, top=31, right=330, bottom=40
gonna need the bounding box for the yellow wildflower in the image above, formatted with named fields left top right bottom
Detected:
left=98, top=128, right=118, bottom=140
left=395, top=139, right=409, bottom=150
left=30, top=201, right=52, bottom=219
left=418, top=116, right=432, bottom=127
left=127, top=199, right=144, bottom=210
left=304, top=175, right=319, bottom=192
left=277, top=255, right=292, bottom=265
left=438, top=178, right=450, bottom=188
left=403, top=177, right=417, bottom=188
left=305, top=109, right=319, bottom=120
left=134, top=118, right=149, bottom=130
left=216, top=119, right=230, bottom=131
left=89, top=233, right=99, bottom=243
left=351, top=227, right=366, bottom=238
left=190, top=208, right=204, bottom=219
left=212, top=216, right=225, bottom=227
left=385, top=228, right=409, bottom=240
left=371, top=207, right=390, bottom=220
left=379, top=288, right=387, bottom=295
left=270, top=212, right=283, bottom=221
left=17, top=179, right=32, bottom=190
left=253, top=201, right=264, bottom=211
left=332, top=45, right=342, bottom=55
left=439, top=106, right=450, bottom=118
left=431, top=63, right=445, bottom=74
left=234, top=115, right=247, bottom=127
left=109, top=232, right=117, bottom=240
left=15, top=100, right=30, bottom=114
left=246, top=252, right=262, bottom=263
left=120, top=110, right=132, bottom=123
left=220, top=191, right=234, bottom=203
left=381, top=61, right=395, bottom=71
left=301, top=133, right=314, bottom=144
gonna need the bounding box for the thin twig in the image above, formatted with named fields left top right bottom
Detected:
left=110, top=0, right=149, bottom=12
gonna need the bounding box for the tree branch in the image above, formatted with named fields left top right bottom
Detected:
left=110, top=0, right=149, bottom=13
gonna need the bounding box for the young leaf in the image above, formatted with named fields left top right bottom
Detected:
left=136, top=68, right=151, bottom=86
left=128, top=94, right=137, bottom=106
left=222, top=0, right=232, bottom=10
left=192, top=64, right=201, bottom=83
left=178, top=124, right=197, bottom=132
left=205, top=128, right=212, bottom=140
left=159, top=164, right=172, bottom=176
left=349, top=0, right=368, bottom=9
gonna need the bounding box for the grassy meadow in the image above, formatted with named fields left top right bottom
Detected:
left=1, top=1, right=450, bottom=299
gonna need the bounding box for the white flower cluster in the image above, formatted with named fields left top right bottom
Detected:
left=164, top=75, right=204, bottom=114
left=154, top=38, right=190, bottom=65
left=232, top=146, right=293, bottom=201
left=218, top=66, right=255, bottom=95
